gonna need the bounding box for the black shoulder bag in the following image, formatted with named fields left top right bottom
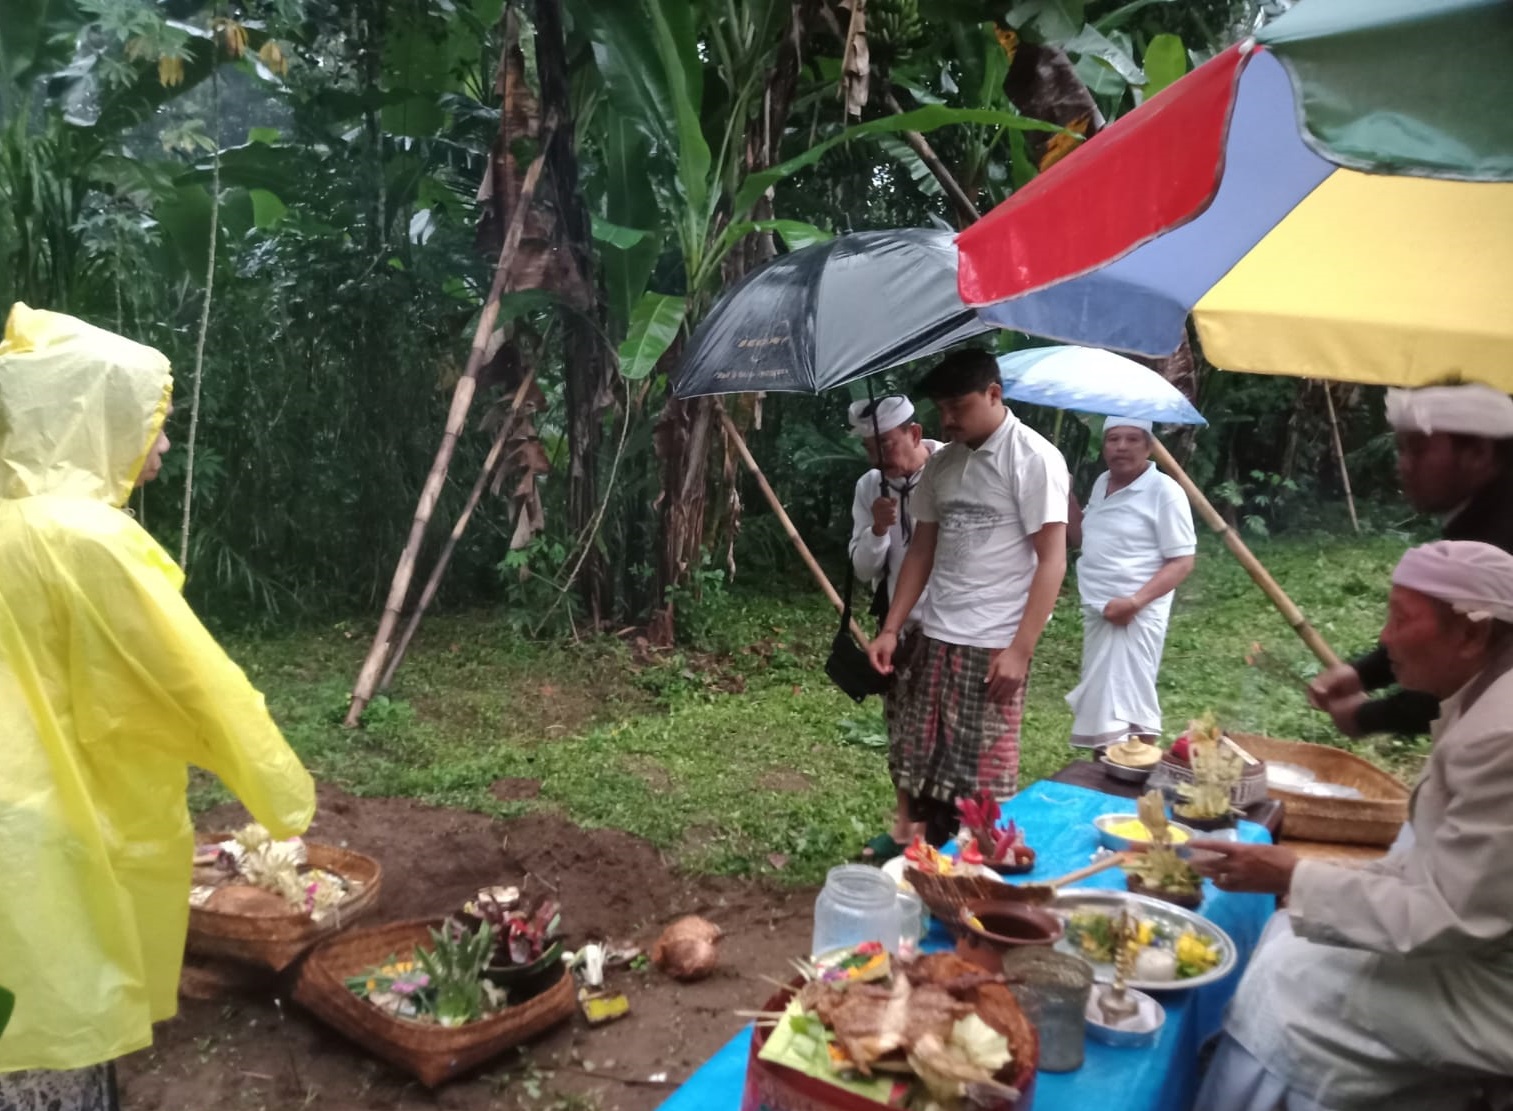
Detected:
left=825, top=560, right=893, bottom=703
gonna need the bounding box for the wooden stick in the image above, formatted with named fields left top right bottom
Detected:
left=1322, top=383, right=1360, bottom=533
left=346, top=132, right=553, bottom=727
left=1150, top=438, right=1341, bottom=669
left=378, top=370, right=539, bottom=693
left=719, top=409, right=871, bottom=647
left=1048, top=851, right=1131, bottom=890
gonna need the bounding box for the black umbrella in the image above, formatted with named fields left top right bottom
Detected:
left=672, top=228, right=991, bottom=399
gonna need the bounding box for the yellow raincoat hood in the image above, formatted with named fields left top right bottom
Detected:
left=0, top=304, right=315, bottom=1072
left=0, top=302, right=173, bottom=505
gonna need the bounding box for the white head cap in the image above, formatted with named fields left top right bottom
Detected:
left=1384, top=384, right=1513, bottom=439
left=1103, top=416, right=1154, bottom=436
left=848, top=396, right=915, bottom=438
left=1392, top=540, right=1513, bottom=625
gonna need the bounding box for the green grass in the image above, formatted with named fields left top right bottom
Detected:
left=206, top=530, right=1417, bottom=885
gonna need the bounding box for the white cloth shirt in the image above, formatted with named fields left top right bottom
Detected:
left=1222, top=644, right=1513, bottom=1107
left=911, top=408, right=1069, bottom=649
left=1076, top=462, right=1196, bottom=611
left=849, top=439, right=943, bottom=628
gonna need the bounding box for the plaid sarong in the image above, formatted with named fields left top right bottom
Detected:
left=884, top=633, right=1025, bottom=804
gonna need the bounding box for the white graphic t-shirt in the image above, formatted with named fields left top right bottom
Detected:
left=911, top=408, right=1070, bottom=648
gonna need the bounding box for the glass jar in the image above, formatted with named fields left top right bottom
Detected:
left=896, top=890, right=925, bottom=958
left=1001, top=949, right=1095, bottom=1072
left=811, top=865, right=902, bottom=957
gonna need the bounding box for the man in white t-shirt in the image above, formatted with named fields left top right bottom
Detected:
left=846, top=396, right=943, bottom=861
left=1065, top=417, right=1196, bottom=747
left=867, top=348, right=1070, bottom=844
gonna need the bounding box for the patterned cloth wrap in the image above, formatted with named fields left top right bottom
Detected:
left=885, top=632, right=1025, bottom=806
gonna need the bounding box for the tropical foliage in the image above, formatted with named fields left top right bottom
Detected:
left=1, top=0, right=1379, bottom=649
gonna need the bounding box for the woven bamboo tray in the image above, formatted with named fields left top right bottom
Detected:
left=905, top=867, right=1052, bottom=927
left=1229, top=733, right=1408, bottom=847
left=187, top=835, right=382, bottom=971
left=294, top=917, right=575, bottom=1088
left=741, top=962, right=1037, bottom=1111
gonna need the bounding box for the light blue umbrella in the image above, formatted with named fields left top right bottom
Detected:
left=998, top=345, right=1207, bottom=426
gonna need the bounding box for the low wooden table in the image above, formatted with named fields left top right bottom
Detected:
left=1048, top=757, right=1286, bottom=838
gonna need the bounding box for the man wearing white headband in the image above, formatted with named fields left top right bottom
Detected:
left=1311, top=383, right=1513, bottom=739
left=1193, top=540, right=1513, bottom=1110
left=846, top=395, right=943, bottom=861
left=1065, top=416, right=1195, bottom=747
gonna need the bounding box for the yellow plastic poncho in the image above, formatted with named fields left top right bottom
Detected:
left=0, top=304, right=316, bottom=1071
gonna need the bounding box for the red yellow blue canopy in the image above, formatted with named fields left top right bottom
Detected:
left=958, top=2, right=1513, bottom=391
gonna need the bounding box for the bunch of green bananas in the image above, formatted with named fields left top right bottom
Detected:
left=869, top=0, right=925, bottom=51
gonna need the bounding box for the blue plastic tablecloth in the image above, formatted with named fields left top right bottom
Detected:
left=656, top=779, right=1275, bottom=1111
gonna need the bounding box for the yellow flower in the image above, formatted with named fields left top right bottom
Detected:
left=157, top=55, right=185, bottom=87
left=258, top=40, right=288, bottom=77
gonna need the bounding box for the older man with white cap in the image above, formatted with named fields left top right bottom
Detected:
left=846, top=395, right=942, bottom=861
left=1311, top=383, right=1513, bottom=739
left=1065, top=416, right=1196, bottom=747
left=1192, top=540, right=1513, bottom=1111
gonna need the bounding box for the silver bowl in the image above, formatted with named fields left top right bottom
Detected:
left=1093, top=813, right=1200, bottom=856
left=1085, top=985, right=1165, bottom=1047
left=1099, top=756, right=1155, bottom=785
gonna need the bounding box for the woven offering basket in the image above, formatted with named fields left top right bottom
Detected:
left=905, top=867, right=1051, bottom=926
left=187, top=835, right=382, bottom=971
left=293, top=918, right=575, bottom=1088
left=741, top=966, right=1038, bottom=1111
left=1228, top=733, right=1408, bottom=846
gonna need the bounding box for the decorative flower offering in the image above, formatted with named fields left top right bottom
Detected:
left=955, top=791, right=1036, bottom=871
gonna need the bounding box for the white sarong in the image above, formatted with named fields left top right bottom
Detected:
left=1065, top=599, right=1170, bottom=746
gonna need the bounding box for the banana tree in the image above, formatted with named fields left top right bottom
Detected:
left=566, top=0, right=1066, bottom=637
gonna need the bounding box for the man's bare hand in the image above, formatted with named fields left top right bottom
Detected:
left=870, top=497, right=898, bottom=537
left=1308, top=663, right=1363, bottom=712
left=985, top=644, right=1030, bottom=702
left=1102, top=597, right=1141, bottom=626
left=1189, top=840, right=1298, bottom=895
left=869, top=630, right=898, bottom=675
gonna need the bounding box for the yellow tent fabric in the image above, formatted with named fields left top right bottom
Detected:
left=0, top=304, right=316, bottom=1072
left=1195, top=171, right=1513, bottom=390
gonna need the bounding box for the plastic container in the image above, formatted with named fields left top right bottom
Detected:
left=1001, top=949, right=1095, bottom=1072
left=811, top=865, right=901, bottom=957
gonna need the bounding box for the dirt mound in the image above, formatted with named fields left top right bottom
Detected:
left=120, top=786, right=815, bottom=1111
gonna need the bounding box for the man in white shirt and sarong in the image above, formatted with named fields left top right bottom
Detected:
left=845, top=396, right=943, bottom=862
left=1066, top=417, right=1196, bottom=747
left=868, top=348, right=1069, bottom=845
left=1191, top=540, right=1513, bottom=1111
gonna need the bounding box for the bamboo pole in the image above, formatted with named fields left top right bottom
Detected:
left=1149, top=438, right=1341, bottom=669
left=883, top=91, right=982, bottom=224
left=719, top=410, right=871, bottom=647
left=345, top=138, right=551, bottom=727
left=1322, top=383, right=1360, bottom=533
left=378, top=370, right=539, bottom=693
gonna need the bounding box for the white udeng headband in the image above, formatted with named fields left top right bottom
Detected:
left=1384, top=384, right=1513, bottom=439
left=1391, top=540, right=1513, bottom=625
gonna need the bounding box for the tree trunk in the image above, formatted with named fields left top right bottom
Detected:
left=535, top=0, right=612, bottom=626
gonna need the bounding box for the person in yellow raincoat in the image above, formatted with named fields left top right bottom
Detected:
left=0, top=304, right=316, bottom=1108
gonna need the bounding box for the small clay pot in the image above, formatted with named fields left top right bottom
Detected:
left=1125, top=874, right=1203, bottom=911
left=954, top=899, right=1064, bottom=972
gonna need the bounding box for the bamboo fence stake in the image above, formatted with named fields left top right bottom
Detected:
left=719, top=410, right=871, bottom=647
left=1322, top=383, right=1360, bottom=533
left=346, top=138, right=552, bottom=726
left=378, top=370, right=539, bottom=693
left=1150, top=438, right=1341, bottom=669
